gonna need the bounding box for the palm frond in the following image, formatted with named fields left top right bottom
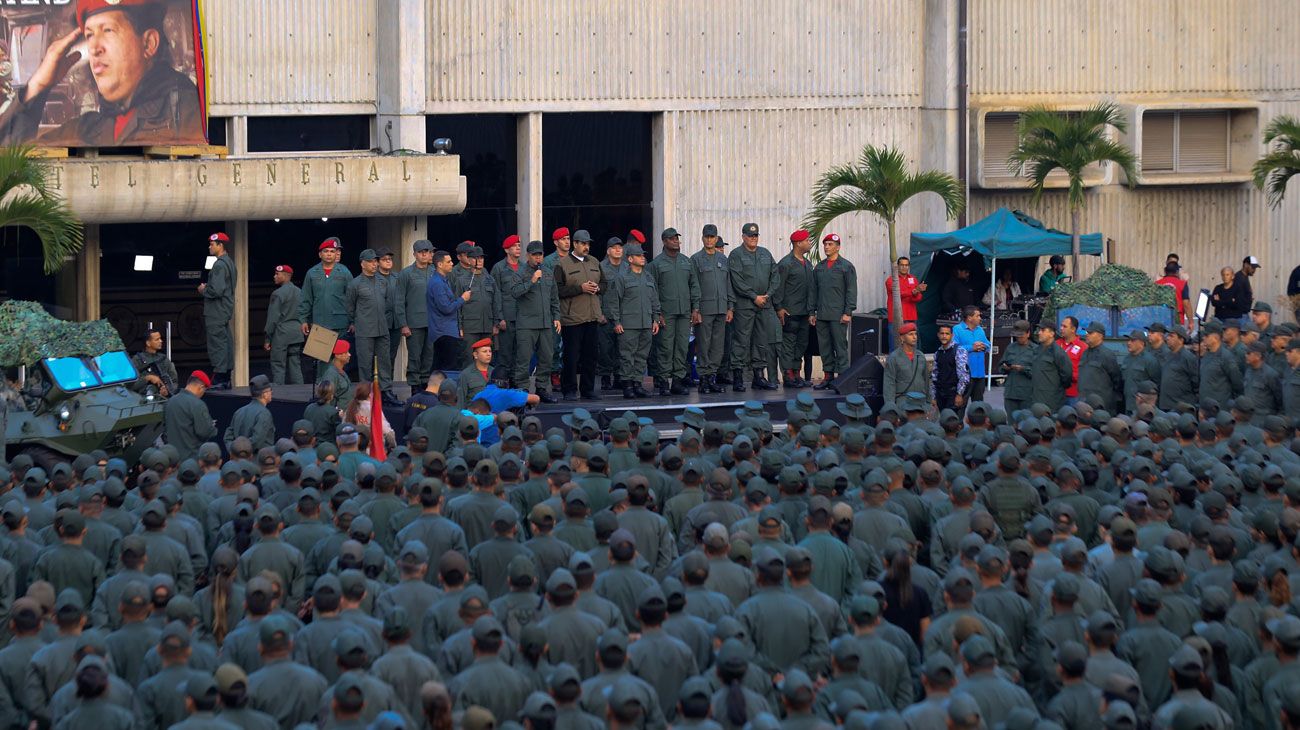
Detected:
left=1254, top=115, right=1300, bottom=209
left=0, top=159, right=83, bottom=275
left=1262, top=115, right=1300, bottom=148
left=1007, top=103, right=1138, bottom=209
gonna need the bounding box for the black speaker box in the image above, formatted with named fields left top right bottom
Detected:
left=831, top=354, right=885, bottom=414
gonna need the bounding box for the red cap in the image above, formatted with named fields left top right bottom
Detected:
left=189, top=370, right=211, bottom=387
left=552, top=227, right=570, bottom=241
left=274, top=265, right=293, bottom=275
left=628, top=229, right=646, bottom=244
left=319, top=237, right=342, bottom=251
left=502, top=234, right=521, bottom=249
left=822, top=233, right=841, bottom=244
left=471, top=337, right=493, bottom=351
left=899, top=323, right=917, bottom=335
left=790, top=229, right=810, bottom=243
left=208, top=232, right=229, bottom=243
left=332, top=340, right=351, bottom=356
left=78, top=0, right=158, bottom=30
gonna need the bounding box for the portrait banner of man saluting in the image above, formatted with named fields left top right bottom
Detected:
left=0, top=0, right=207, bottom=147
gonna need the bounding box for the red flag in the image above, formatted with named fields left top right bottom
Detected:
left=369, top=356, right=386, bottom=461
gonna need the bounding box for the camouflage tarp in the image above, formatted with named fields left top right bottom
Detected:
left=0, top=300, right=124, bottom=367
left=1043, top=264, right=1176, bottom=321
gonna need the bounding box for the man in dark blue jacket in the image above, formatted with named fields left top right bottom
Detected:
left=427, top=250, right=472, bottom=371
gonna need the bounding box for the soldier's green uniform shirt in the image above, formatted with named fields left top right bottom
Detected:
left=1159, top=346, right=1200, bottom=410
left=224, top=399, right=275, bottom=452
left=509, top=260, right=561, bottom=385
left=649, top=252, right=700, bottom=380
left=811, top=255, right=858, bottom=373
left=1077, top=343, right=1123, bottom=413
left=52, top=697, right=135, bottom=730
left=456, top=267, right=504, bottom=341
left=1200, top=346, right=1243, bottom=407
left=882, top=347, right=930, bottom=404
left=1243, top=362, right=1283, bottom=416
left=247, top=655, right=330, bottom=729
left=735, top=586, right=830, bottom=676
left=265, top=281, right=305, bottom=384
left=1029, top=340, right=1074, bottom=410
left=728, top=245, right=780, bottom=370
left=955, top=670, right=1037, bottom=729
left=491, top=258, right=524, bottom=375
left=130, top=350, right=177, bottom=395
left=203, top=252, right=236, bottom=371
left=981, top=474, right=1042, bottom=540
left=1000, top=339, right=1035, bottom=411
left=346, top=272, right=390, bottom=338
left=1121, top=348, right=1161, bottom=413
left=1284, top=364, right=1300, bottom=420
left=318, top=364, right=353, bottom=413
left=608, top=267, right=662, bottom=382
left=691, top=249, right=734, bottom=376
left=298, top=263, right=353, bottom=331
left=31, top=544, right=103, bottom=614
left=773, top=252, right=814, bottom=373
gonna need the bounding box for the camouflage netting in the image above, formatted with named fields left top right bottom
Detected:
left=1043, top=264, right=1176, bottom=321
left=0, top=300, right=124, bottom=367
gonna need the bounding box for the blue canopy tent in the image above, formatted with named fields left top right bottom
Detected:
left=907, top=208, right=1104, bottom=387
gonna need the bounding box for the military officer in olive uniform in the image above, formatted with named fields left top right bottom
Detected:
left=1198, top=320, right=1244, bottom=407
left=691, top=224, right=733, bottom=394
left=1077, top=322, right=1122, bottom=413
left=264, top=265, right=305, bottom=386
left=729, top=222, right=781, bottom=391
left=395, top=239, right=437, bottom=388
left=774, top=229, right=816, bottom=388
left=1030, top=322, right=1075, bottom=411
left=164, top=371, right=218, bottom=460
left=346, top=249, right=394, bottom=398
left=1158, top=325, right=1199, bottom=410
left=1120, top=328, right=1162, bottom=413
left=999, top=321, right=1035, bottom=414
left=457, top=246, right=504, bottom=369
left=649, top=228, right=700, bottom=396
left=599, top=235, right=631, bottom=390
left=491, top=235, right=525, bottom=383
left=224, top=375, right=275, bottom=453
left=608, top=243, right=661, bottom=398
left=810, top=232, right=857, bottom=390
left=1285, top=339, right=1300, bottom=421
left=132, top=328, right=179, bottom=397
left=200, top=232, right=236, bottom=389
left=378, top=249, right=403, bottom=379
left=299, top=237, right=354, bottom=379
left=510, top=241, right=561, bottom=403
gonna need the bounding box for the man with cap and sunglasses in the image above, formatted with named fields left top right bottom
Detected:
left=729, top=222, right=781, bottom=392
left=163, top=371, right=218, bottom=461
left=649, top=227, right=701, bottom=396
left=691, top=224, right=733, bottom=394
left=510, top=240, right=561, bottom=403
left=347, top=248, right=398, bottom=405
left=554, top=229, right=606, bottom=400
left=299, top=236, right=355, bottom=378
left=598, top=234, right=631, bottom=390
left=491, top=235, right=525, bottom=382
left=199, top=232, right=236, bottom=390
left=455, top=244, right=504, bottom=370
left=264, top=264, right=304, bottom=386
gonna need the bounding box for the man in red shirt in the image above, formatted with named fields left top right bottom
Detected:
left=1155, top=263, right=1191, bottom=327
left=1057, top=316, right=1087, bottom=403
left=885, top=256, right=926, bottom=323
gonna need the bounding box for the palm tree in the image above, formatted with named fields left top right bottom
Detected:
left=1253, top=114, right=1300, bottom=209
left=0, top=145, right=83, bottom=275
left=1007, top=103, right=1138, bottom=280
left=804, top=144, right=964, bottom=342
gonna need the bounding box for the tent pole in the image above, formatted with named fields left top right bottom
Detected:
left=987, top=258, right=995, bottom=393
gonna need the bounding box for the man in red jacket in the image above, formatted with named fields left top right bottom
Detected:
left=885, top=256, right=926, bottom=323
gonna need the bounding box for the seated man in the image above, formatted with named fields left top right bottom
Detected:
left=132, top=328, right=179, bottom=397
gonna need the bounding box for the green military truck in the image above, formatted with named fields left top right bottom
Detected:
left=0, top=301, right=164, bottom=467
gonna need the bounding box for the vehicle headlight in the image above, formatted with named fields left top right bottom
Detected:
left=57, top=405, right=72, bottom=431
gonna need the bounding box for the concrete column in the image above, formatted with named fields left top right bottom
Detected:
left=651, top=113, right=676, bottom=258
left=227, top=117, right=248, bottom=156
left=230, top=220, right=249, bottom=386
left=77, top=224, right=100, bottom=321
left=517, top=112, right=543, bottom=243
left=376, top=0, right=428, bottom=156
left=919, top=0, right=961, bottom=232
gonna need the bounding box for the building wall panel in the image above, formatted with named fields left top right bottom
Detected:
left=427, top=0, right=923, bottom=110
left=667, top=107, right=943, bottom=314
left=205, top=0, right=378, bottom=113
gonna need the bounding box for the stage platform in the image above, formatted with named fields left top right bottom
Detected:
left=202, top=381, right=858, bottom=442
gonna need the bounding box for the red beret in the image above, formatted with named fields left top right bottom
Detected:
left=189, top=370, right=211, bottom=387
left=319, top=237, right=342, bottom=251
left=274, top=265, right=293, bottom=275
left=628, top=229, right=646, bottom=244
left=898, top=323, right=917, bottom=335
left=552, top=227, right=570, bottom=241
left=822, top=233, right=841, bottom=244
left=502, top=234, right=521, bottom=249
left=790, top=229, right=810, bottom=243
left=332, top=340, right=351, bottom=356
left=471, top=338, right=493, bottom=351
left=208, top=232, right=229, bottom=243
left=78, top=0, right=159, bottom=29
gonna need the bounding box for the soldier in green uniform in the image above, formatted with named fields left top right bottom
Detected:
left=458, top=339, right=494, bottom=407
left=599, top=235, right=631, bottom=390
left=729, top=222, right=781, bottom=391
left=1030, top=322, right=1074, bottom=411
left=490, top=236, right=524, bottom=384
left=810, top=232, right=857, bottom=390
left=1285, top=339, right=1300, bottom=422
left=264, top=265, right=304, bottom=385
left=1158, top=325, right=1199, bottom=411
left=735, top=547, right=830, bottom=676
left=378, top=249, right=403, bottom=380
left=999, top=320, right=1034, bottom=414
left=649, top=228, right=700, bottom=396
left=346, top=249, right=395, bottom=401
left=510, top=241, right=561, bottom=403
left=246, top=615, right=330, bottom=728
left=132, top=328, right=179, bottom=397
left=774, top=229, right=815, bottom=388
left=450, top=241, right=476, bottom=290
left=163, top=371, right=218, bottom=460
left=200, top=232, right=236, bottom=389
left=608, top=243, right=661, bottom=399
left=316, top=340, right=354, bottom=415
left=299, top=237, right=354, bottom=379
left=882, top=323, right=930, bottom=405
left=1077, top=322, right=1122, bottom=413
left=1120, top=329, right=1162, bottom=413
left=544, top=228, right=572, bottom=273
left=1198, top=320, right=1244, bottom=407
left=457, top=246, right=504, bottom=370
left=1243, top=340, right=1284, bottom=418
left=224, top=375, right=275, bottom=453
left=691, top=224, right=732, bottom=394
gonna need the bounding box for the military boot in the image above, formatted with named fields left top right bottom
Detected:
left=814, top=373, right=835, bottom=390
left=669, top=379, right=689, bottom=396
left=698, top=375, right=714, bottom=395
left=753, top=369, right=778, bottom=391
left=537, top=389, right=559, bottom=404
left=633, top=380, right=651, bottom=398
left=784, top=369, right=802, bottom=388
left=715, top=371, right=732, bottom=385
left=732, top=369, right=747, bottom=392
left=623, top=380, right=636, bottom=399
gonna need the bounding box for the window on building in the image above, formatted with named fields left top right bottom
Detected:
left=247, top=116, right=371, bottom=153
left=1142, top=110, right=1230, bottom=173
left=207, top=117, right=228, bottom=148
left=980, top=111, right=1106, bottom=186
left=426, top=114, right=517, bottom=269
left=0, top=227, right=75, bottom=320
left=543, top=113, right=652, bottom=261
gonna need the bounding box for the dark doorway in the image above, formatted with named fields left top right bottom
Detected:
left=0, top=226, right=76, bottom=319
left=426, top=114, right=517, bottom=270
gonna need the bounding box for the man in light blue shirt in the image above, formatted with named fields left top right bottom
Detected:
left=952, top=305, right=992, bottom=408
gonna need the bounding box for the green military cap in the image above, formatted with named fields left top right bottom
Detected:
left=598, top=628, right=628, bottom=653
left=332, top=628, right=369, bottom=658
left=1086, top=609, right=1119, bottom=637
left=741, top=222, right=759, bottom=236
left=520, top=691, right=558, bottom=722
left=1130, top=578, right=1163, bottom=608
left=779, top=669, right=814, bottom=703
left=1085, top=321, right=1106, bottom=336
left=55, top=588, right=85, bottom=617
left=1143, top=545, right=1181, bottom=579
left=522, top=239, right=543, bottom=255
left=1268, top=615, right=1300, bottom=650
left=623, top=243, right=645, bottom=257
left=943, top=567, right=975, bottom=592
left=947, top=692, right=983, bottom=727
left=572, top=229, right=593, bottom=243
left=121, top=580, right=150, bottom=608
left=830, top=635, right=861, bottom=665
left=338, top=568, right=367, bottom=595
left=847, top=595, right=882, bottom=624
left=716, top=637, right=750, bottom=673
left=661, top=227, right=680, bottom=239
left=960, top=634, right=995, bottom=664
left=1103, top=701, right=1137, bottom=730
left=181, top=672, right=218, bottom=701
left=399, top=540, right=429, bottom=566
left=213, top=663, right=248, bottom=694
left=333, top=672, right=365, bottom=706
left=1253, top=300, right=1273, bottom=313
left=1055, top=640, right=1088, bottom=673
left=471, top=615, right=504, bottom=644
left=607, top=675, right=646, bottom=719
left=637, top=585, right=666, bottom=613
left=1168, top=644, right=1203, bottom=678
left=1202, top=319, right=1225, bottom=336
left=508, top=555, right=537, bottom=585
left=923, top=651, right=956, bottom=681
left=359, top=248, right=378, bottom=261
left=976, top=545, right=1007, bottom=573
left=161, top=620, right=191, bottom=649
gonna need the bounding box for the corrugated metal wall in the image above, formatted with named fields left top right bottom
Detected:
left=668, top=108, right=939, bottom=313
left=426, top=0, right=923, bottom=109
left=205, top=0, right=378, bottom=112
left=971, top=0, right=1300, bottom=99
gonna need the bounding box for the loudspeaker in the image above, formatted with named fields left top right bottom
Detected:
left=831, top=354, right=885, bottom=413
left=851, top=315, right=887, bottom=359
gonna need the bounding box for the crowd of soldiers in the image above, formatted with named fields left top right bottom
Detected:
left=203, top=224, right=859, bottom=404
left=7, top=346, right=1300, bottom=730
